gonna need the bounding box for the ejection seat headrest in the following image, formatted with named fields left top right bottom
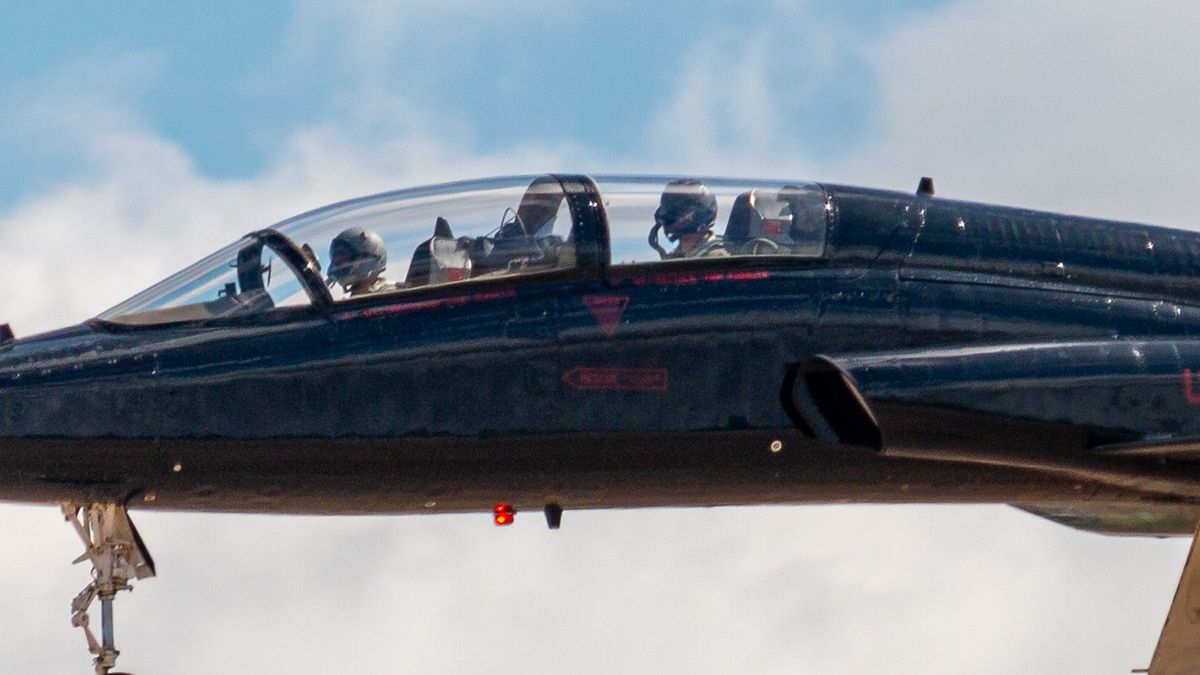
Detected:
left=516, top=175, right=567, bottom=238
left=406, top=217, right=473, bottom=287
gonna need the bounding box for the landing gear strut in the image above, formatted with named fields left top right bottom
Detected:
left=62, top=502, right=156, bottom=675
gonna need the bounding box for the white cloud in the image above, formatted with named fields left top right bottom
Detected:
left=843, top=1, right=1200, bottom=225
left=4, top=503, right=1185, bottom=674
left=284, top=0, right=571, bottom=96
left=645, top=11, right=836, bottom=177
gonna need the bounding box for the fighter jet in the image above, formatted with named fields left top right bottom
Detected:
left=3, top=173, right=1199, bottom=673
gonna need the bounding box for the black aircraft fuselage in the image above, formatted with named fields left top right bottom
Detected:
left=4, top=176, right=1200, bottom=536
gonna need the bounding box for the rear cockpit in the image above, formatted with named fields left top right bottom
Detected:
left=722, top=187, right=827, bottom=256
left=596, top=177, right=829, bottom=265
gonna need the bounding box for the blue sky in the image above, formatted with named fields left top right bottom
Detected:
left=0, top=1, right=946, bottom=204
left=4, top=2, right=1200, bottom=674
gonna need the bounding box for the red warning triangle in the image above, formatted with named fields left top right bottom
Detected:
left=582, top=294, right=629, bottom=338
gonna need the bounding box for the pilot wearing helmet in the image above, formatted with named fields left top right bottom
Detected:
left=327, top=227, right=397, bottom=296
left=648, top=178, right=729, bottom=260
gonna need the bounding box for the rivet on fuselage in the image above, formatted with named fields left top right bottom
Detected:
left=769, top=440, right=783, bottom=453
left=172, top=462, right=183, bottom=473
left=424, top=500, right=437, bottom=508
left=143, top=492, right=157, bottom=503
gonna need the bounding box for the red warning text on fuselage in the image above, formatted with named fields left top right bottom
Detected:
left=562, top=366, right=669, bottom=392
left=1183, top=369, right=1200, bottom=405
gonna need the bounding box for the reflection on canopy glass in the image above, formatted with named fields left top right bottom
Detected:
left=597, top=177, right=829, bottom=265
left=97, top=174, right=830, bottom=326
left=99, top=176, right=581, bottom=325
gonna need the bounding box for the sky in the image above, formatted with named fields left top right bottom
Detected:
left=1, top=1, right=1199, bottom=673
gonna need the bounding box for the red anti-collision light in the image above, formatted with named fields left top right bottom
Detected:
left=493, top=503, right=515, bottom=526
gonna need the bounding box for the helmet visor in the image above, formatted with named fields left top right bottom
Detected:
left=328, top=255, right=383, bottom=287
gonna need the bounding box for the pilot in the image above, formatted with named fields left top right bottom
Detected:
left=327, top=227, right=396, bottom=296
left=649, top=178, right=728, bottom=259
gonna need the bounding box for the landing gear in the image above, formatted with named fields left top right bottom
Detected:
left=62, top=502, right=156, bottom=675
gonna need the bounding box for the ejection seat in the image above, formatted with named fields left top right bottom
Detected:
left=723, top=186, right=829, bottom=257
left=723, top=189, right=801, bottom=255
left=405, top=217, right=473, bottom=287
left=468, top=175, right=571, bottom=276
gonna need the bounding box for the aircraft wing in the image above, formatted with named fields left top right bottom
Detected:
left=1146, top=520, right=1200, bottom=675
left=1012, top=503, right=1200, bottom=537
